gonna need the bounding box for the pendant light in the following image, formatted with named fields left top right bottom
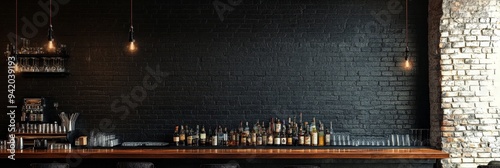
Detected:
left=47, top=0, right=55, bottom=51
left=404, top=0, right=410, bottom=69
left=14, top=0, right=19, bottom=73
left=128, top=0, right=136, bottom=52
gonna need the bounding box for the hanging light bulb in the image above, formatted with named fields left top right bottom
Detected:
left=128, top=0, right=136, bottom=52
left=403, top=0, right=411, bottom=70
left=128, top=26, right=136, bottom=52
left=47, top=0, right=55, bottom=52
left=48, top=24, right=55, bottom=50
left=405, top=46, right=410, bottom=69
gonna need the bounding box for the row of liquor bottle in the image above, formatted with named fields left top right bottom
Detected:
left=172, top=116, right=334, bottom=147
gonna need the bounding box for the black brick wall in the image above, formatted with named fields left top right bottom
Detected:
left=1, top=0, right=429, bottom=142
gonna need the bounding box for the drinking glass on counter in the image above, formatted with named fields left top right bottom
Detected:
left=88, top=130, right=120, bottom=147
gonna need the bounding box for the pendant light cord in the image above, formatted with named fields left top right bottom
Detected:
left=50, top=0, right=52, bottom=25
left=405, top=0, right=409, bottom=51
left=130, top=0, right=133, bottom=27
left=16, top=0, right=18, bottom=52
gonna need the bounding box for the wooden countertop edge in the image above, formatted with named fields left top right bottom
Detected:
left=2, top=148, right=450, bottom=159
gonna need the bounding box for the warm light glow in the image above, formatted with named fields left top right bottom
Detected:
left=129, top=41, right=136, bottom=52
left=14, top=64, right=20, bottom=73
left=48, top=40, right=55, bottom=49
left=405, top=59, right=411, bottom=69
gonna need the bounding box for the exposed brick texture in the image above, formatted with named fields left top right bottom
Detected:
left=0, top=0, right=430, bottom=145
left=437, top=0, right=500, bottom=167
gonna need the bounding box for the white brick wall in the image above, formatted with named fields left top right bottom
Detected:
left=438, top=0, right=500, bottom=167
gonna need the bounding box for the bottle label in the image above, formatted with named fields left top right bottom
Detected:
left=281, top=137, right=286, bottom=145
left=212, top=136, right=217, bottom=146
left=180, top=135, right=185, bottom=141
left=267, top=136, right=273, bottom=145
left=257, top=137, right=263, bottom=145
left=174, top=137, right=179, bottom=142
left=275, top=124, right=281, bottom=132
left=200, top=133, right=206, bottom=139
left=287, top=138, right=293, bottom=145
left=299, top=136, right=304, bottom=145
left=274, top=137, right=280, bottom=145
left=305, top=137, right=310, bottom=145
left=325, top=134, right=331, bottom=143
left=312, top=133, right=318, bottom=145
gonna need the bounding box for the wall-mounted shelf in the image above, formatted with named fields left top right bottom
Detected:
left=17, top=53, right=69, bottom=58
left=15, top=53, right=70, bottom=77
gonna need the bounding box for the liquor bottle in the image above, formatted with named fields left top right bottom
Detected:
left=325, top=127, right=331, bottom=146
left=292, top=123, right=299, bottom=146
left=229, top=129, right=236, bottom=146
left=286, top=124, right=293, bottom=146
left=274, top=131, right=281, bottom=146
left=21, top=106, right=27, bottom=122
left=200, top=125, right=207, bottom=146
left=275, top=118, right=282, bottom=133
left=187, top=129, right=193, bottom=146
left=267, top=122, right=274, bottom=146
left=311, top=118, right=318, bottom=146
left=239, top=121, right=246, bottom=146
left=244, top=122, right=251, bottom=146
left=223, top=127, right=229, bottom=146
left=298, top=125, right=305, bottom=146
left=193, top=125, right=199, bottom=147
left=251, top=121, right=258, bottom=146
left=218, top=126, right=224, bottom=145
left=207, top=128, right=212, bottom=146
left=235, top=128, right=240, bottom=146
left=256, top=126, right=263, bottom=146
left=261, top=122, right=266, bottom=145
left=173, top=125, right=180, bottom=146
left=304, top=122, right=311, bottom=146
left=280, top=122, right=287, bottom=145
left=179, top=125, right=186, bottom=146
left=211, top=128, right=218, bottom=146
left=318, top=121, right=324, bottom=146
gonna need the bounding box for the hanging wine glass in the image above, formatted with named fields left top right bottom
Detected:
left=51, top=58, right=57, bottom=72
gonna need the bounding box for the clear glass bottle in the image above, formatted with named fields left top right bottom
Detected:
left=193, top=125, right=199, bottom=147
left=318, top=121, right=325, bottom=146
left=325, top=128, right=331, bottom=146
left=200, top=125, right=206, bottom=146
left=304, top=122, right=311, bottom=146
left=179, top=125, right=186, bottom=146
left=286, top=124, right=293, bottom=146
left=267, top=122, right=274, bottom=146
left=299, top=125, right=304, bottom=146
left=187, top=129, right=193, bottom=146
left=211, top=128, right=218, bottom=146
left=311, top=118, right=318, bottom=146
left=223, top=127, right=229, bottom=146
left=173, top=125, right=180, bottom=146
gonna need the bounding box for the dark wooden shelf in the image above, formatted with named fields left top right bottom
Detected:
left=17, top=53, right=69, bottom=58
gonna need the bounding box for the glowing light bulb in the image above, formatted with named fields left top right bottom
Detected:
left=129, top=42, right=136, bottom=51
left=48, top=40, right=54, bottom=49
left=14, top=64, right=20, bottom=73
left=405, top=59, right=410, bottom=69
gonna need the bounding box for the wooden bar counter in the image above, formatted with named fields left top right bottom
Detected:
left=3, top=148, right=449, bottom=159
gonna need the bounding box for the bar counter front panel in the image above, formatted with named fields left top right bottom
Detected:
left=5, top=148, right=448, bottom=159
